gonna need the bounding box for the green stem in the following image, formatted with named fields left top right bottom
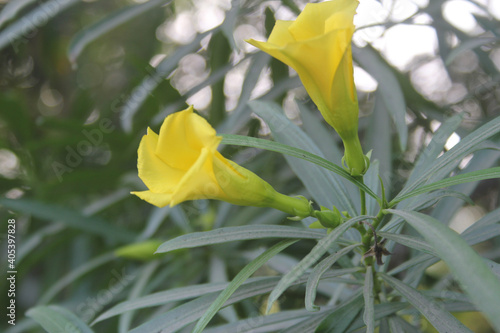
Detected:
left=357, top=176, right=366, bottom=216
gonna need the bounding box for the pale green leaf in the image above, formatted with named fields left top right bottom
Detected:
left=192, top=240, right=297, bottom=333
left=391, top=167, right=500, bottom=206
left=305, top=243, right=361, bottom=311
left=0, top=198, right=135, bottom=242
left=266, top=216, right=370, bottom=313
left=68, top=0, right=172, bottom=64
left=387, top=209, right=500, bottom=331
left=379, top=272, right=472, bottom=333
left=0, top=0, right=79, bottom=52
left=220, top=134, right=379, bottom=201
left=363, top=268, right=375, bottom=333
left=250, top=100, right=357, bottom=214
left=446, top=37, right=500, bottom=65
left=38, top=252, right=117, bottom=305
left=316, top=293, right=364, bottom=333
left=397, top=115, right=500, bottom=199
left=155, top=225, right=324, bottom=253
left=353, top=45, right=407, bottom=150
left=26, top=305, right=94, bottom=333
left=378, top=231, right=437, bottom=256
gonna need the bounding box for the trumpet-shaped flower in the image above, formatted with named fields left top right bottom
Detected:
left=247, top=0, right=367, bottom=175
left=131, top=106, right=312, bottom=217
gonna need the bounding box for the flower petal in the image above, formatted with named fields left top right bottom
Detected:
left=289, top=0, right=356, bottom=40
left=267, top=20, right=295, bottom=46
left=170, top=147, right=227, bottom=206
left=156, top=106, right=220, bottom=170
left=137, top=127, right=185, bottom=193
left=131, top=190, right=172, bottom=208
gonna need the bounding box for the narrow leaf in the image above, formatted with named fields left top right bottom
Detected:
left=0, top=0, right=79, bottom=52
left=127, top=265, right=345, bottom=332
left=378, top=231, right=437, bottom=256
left=121, top=30, right=212, bottom=132
left=446, top=37, right=500, bottom=65
left=204, top=308, right=321, bottom=333
left=406, top=113, right=463, bottom=186
left=391, top=167, right=500, bottom=206
left=38, top=252, right=117, bottom=305
left=0, top=198, right=135, bottom=242
left=353, top=45, right=407, bottom=150
left=26, top=305, right=94, bottom=333
left=192, top=240, right=297, bottom=333
left=363, top=268, right=375, bottom=333
left=221, top=134, right=378, bottom=201
left=68, top=0, right=171, bottom=63
left=316, top=293, right=364, bottom=333
left=379, top=273, right=472, bottom=332
left=305, top=243, right=361, bottom=311
left=0, top=0, right=36, bottom=28
left=397, top=115, right=500, bottom=198
left=155, top=225, right=324, bottom=253
left=387, top=209, right=500, bottom=331
left=266, top=216, right=370, bottom=313
left=251, top=100, right=357, bottom=214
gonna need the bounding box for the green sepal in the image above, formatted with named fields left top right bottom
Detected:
left=114, top=240, right=164, bottom=261
left=313, top=206, right=342, bottom=228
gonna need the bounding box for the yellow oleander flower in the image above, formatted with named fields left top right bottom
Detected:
left=131, top=106, right=312, bottom=217
left=247, top=0, right=367, bottom=176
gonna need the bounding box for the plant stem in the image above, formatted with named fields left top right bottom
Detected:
left=357, top=176, right=366, bottom=216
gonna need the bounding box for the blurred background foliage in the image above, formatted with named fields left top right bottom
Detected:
left=0, top=0, right=499, bottom=332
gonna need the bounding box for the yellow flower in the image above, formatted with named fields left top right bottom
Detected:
left=131, top=106, right=312, bottom=217
left=247, top=0, right=367, bottom=176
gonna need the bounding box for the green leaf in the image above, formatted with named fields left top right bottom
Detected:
left=346, top=302, right=408, bottom=331
left=192, top=239, right=297, bottom=333
left=397, top=115, right=500, bottom=199
left=298, top=102, right=343, bottom=164
left=118, top=261, right=159, bottom=333
left=93, top=280, right=235, bottom=324
left=0, top=0, right=80, bottom=52
left=446, top=37, right=500, bottom=65
left=387, top=209, right=500, bottom=331
left=377, top=231, right=437, bottom=256
left=379, top=273, right=472, bottom=332
left=391, top=167, right=500, bottom=206
left=217, top=53, right=270, bottom=134
left=353, top=45, right=407, bottom=150
left=204, top=308, right=321, bottom=333
left=406, top=113, right=464, bottom=186
left=26, top=305, right=94, bottom=333
left=462, top=206, right=500, bottom=236
left=95, top=269, right=357, bottom=326
left=250, top=100, right=357, bottom=214
left=363, top=268, right=375, bottom=333
left=365, top=91, right=393, bottom=196
left=316, top=293, right=364, bottom=333
left=155, top=225, right=324, bottom=253
left=0, top=198, right=135, bottom=242
left=38, top=252, right=116, bottom=304
left=220, top=134, right=379, bottom=202
left=128, top=268, right=347, bottom=332
left=389, top=315, right=421, bottom=333
left=68, top=0, right=172, bottom=64
left=431, top=149, right=500, bottom=223
left=305, top=243, right=361, bottom=311
left=280, top=312, right=332, bottom=333
left=266, top=216, right=370, bottom=313
left=0, top=0, right=36, bottom=28
left=364, top=160, right=381, bottom=216
left=121, top=30, right=212, bottom=132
